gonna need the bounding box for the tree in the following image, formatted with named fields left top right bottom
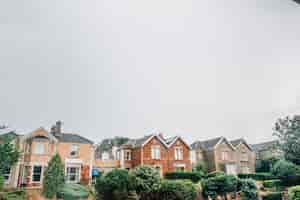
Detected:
left=273, top=115, right=300, bottom=164
left=0, top=133, right=20, bottom=175
left=43, top=154, right=65, bottom=199
left=271, top=159, right=300, bottom=178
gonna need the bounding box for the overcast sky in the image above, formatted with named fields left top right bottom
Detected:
left=0, top=0, right=300, bottom=144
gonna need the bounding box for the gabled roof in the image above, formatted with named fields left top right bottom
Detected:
left=230, top=138, right=253, bottom=151
left=167, top=136, right=191, bottom=149
left=191, top=137, right=235, bottom=151
left=251, top=140, right=279, bottom=152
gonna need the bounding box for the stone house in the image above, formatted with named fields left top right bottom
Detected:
left=1, top=121, right=94, bottom=189
left=191, top=137, right=255, bottom=175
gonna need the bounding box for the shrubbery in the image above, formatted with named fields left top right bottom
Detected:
left=289, top=185, right=300, bottom=200
left=238, top=179, right=258, bottom=200
left=262, top=192, right=282, bottom=200
left=96, top=169, right=136, bottom=200
left=0, top=175, right=4, bottom=191
left=206, top=171, right=225, bottom=178
left=238, top=173, right=277, bottom=180
left=271, top=160, right=300, bottom=178
left=193, top=161, right=208, bottom=174
left=159, top=180, right=197, bottom=200
left=256, top=158, right=279, bottom=173
left=165, top=172, right=204, bottom=183
left=57, top=184, right=89, bottom=200
left=263, top=179, right=283, bottom=188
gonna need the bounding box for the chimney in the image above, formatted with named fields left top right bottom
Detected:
left=56, top=121, right=62, bottom=134
left=51, top=121, right=62, bottom=137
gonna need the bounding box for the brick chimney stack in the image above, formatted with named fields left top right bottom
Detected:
left=51, top=121, right=62, bottom=137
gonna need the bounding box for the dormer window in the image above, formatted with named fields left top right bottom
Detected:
left=151, top=145, right=160, bottom=160
left=34, top=142, right=45, bottom=154
left=70, top=144, right=79, bottom=157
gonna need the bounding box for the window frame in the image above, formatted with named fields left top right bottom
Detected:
left=32, top=165, right=43, bottom=183
left=125, top=150, right=131, bottom=161
left=70, top=144, right=79, bottom=158
left=174, top=147, right=183, bottom=160
left=34, top=142, right=45, bottom=155
left=151, top=145, right=161, bottom=160
left=66, top=166, right=81, bottom=183
left=221, top=151, right=229, bottom=161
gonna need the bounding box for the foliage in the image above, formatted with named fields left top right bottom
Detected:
left=165, top=171, right=204, bottom=183
left=42, top=154, right=65, bottom=198
left=202, top=175, right=239, bottom=199
left=57, top=184, right=89, bottom=200
left=289, top=185, right=300, bottom=200
left=158, top=180, right=198, bottom=200
left=238, top=179, right=258, bottom=200
left=238, top=173, right=277, bottom=180
left=0, top=189, right=26, bottom=200
left=281, top=176, right=300, bottom=187
left=206, top=171, right=225, bottom=178
left=273, top=115, right=300, bottom=164
left=262, top=192, right=282, bottom=200
left=256, top=157, right=279, bottom=173
left=130, top=165, right=161, bottom=194
left=0, top=134, right=20, bottom=175
left=271, top=160, right=300, bottom=178
left=95, top=169, right=136, bottom=200
left=263, top=179, right=283, bottom=188
left=193, top=161, right=208, bottom=174
left=0, top=175, right=4, bottom=191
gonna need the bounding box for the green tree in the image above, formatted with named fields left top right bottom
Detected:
left=0, top=133, right=20, bottom=175
left=43, top=154, right=65, bottom=199
left=271, top=159, right=300, bottom=178
left=273, top=115, right=300, bottom=164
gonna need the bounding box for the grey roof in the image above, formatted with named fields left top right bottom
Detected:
left=191, top=137, right=223, bottom=150
left=125, top=135, right=153, bottom=148
left=54, top=133, right=93, bottom=144
left=251, top=140, right=279, bottom=152
left=164, top=136, right=177, bottom=145
left=230, top=138, right=253, bottom=151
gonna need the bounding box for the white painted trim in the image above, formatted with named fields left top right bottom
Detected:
left=31, top=165, right=44, bottom=183
left=215, top=137, right=236, bottom=151
left=142, top=134, right=169, bottom=148
left=168, top=136, right=191, bottom=149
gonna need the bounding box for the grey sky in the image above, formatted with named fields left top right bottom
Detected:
left=0, top=0, right=300, bottom=144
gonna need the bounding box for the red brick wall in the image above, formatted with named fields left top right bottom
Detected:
left=167, top=138, right=192, bottom=172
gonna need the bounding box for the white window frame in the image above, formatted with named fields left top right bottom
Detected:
left=32, top=165, right=43, bottom=183
left=70, top=144, right=79, bottom=158
left=125, top=150, right=131, bottom=161
left=102, top=152, right=110, bottom=160
left=66, top=166, right=81, bottom=183
left=221, top=151, right=229, bottom=161
left=174, top=147, right=183, bottom=160
left=34, top=142, right=45, bottom=155
left=151, top=145, right=161, bottom=160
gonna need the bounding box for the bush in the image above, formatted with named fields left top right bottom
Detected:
left=202, top=175, right=239, bottom=199
left=238, top=173, right=277, bottom=180
left=0, top=175, right=4, bottom=191
left=262, top=192, right=282, bottom=200
left=0, top=189, right=26, bottom=200
left=165, top=172, right=204, bottom=183
left=57, top=184, right=89, bottom=200
left=289, top=185, right=300, bottom=200
left=95, top=169, right=136, bottom=200
left=193, top=161, right=208, bottom=174
left=42, top=154, right=65, bottom=199
left=131, top=165, right=161, bottom=194
left=281, top=176, right=300, bottom=187
left=256, top=157, right=279, bottom=173
left=206, top=171, right=225, bottom=178
left=271, top=160, right=300, bottom=178
left=263, top=179, right=283, bottom=188
left=238, top=179, right=258, bottom=200
left=159, top=180, right=198, bottom=200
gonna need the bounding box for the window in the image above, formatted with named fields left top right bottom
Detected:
left=241, top=152, right=248, bottom=161
left=125, top=150, right=131, bottom=161
left=174, top=147, right=183, bottom=160
left=102, top=152, right=109, bottom=160
left=151, top=145, right=160, bottom=160
left=70, top=144, right=79, bottom=157
left=34, top=142, right=45, bottom=154
left=4, top=168, right=11, bottom=183
left=174, top=166, right=185, bottom=172
left=66, top=166, right=80, bottom=183
left=32, top=166, right=42, bottom=182
left=221, top=151, right=229, bottom=161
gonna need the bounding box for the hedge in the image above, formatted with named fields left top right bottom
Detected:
left=206, top=171, right=226, bottom=178
left=263, top=179, right=283, bottom=188
left=57, top=184, right=89, bottom=200
left=238, top=173, right=277, bottom=181
left=289, top=185, right=300, bottom=200
left=159, top=180, right=198, bottom=200
left=262, top=192, right=282, bottom=200
left=165, top=172, right=204, bottom=183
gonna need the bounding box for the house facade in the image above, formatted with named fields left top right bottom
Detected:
left=191, top=137, right=255, bottom=175
left=120, top=134, right=192, bottom=176
left=1, top=121, right=94, bottom=189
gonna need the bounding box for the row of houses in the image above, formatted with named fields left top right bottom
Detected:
left=0, top=121, right=280, bottom=189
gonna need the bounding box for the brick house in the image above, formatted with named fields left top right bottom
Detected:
left=1, top=121, right=94, bottom=189
left=191, top=137, right=255, bottom=175
left=230, top=138, right=256, bottom=174
left=118, top=134, right=192, bottom=176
